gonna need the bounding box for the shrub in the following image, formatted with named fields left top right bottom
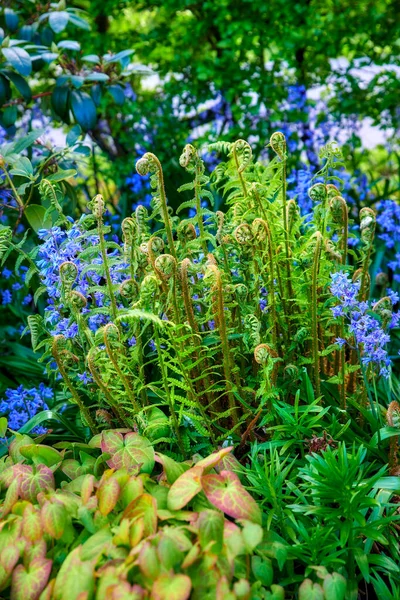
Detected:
left=3, top=133, right=398, bottom=454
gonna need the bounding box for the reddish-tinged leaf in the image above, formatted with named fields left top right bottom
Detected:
left=129, top=517, right=144, bottom=547
left=214, top=453, right=242, bottom=476
left=2, top=477, right=20, bottom=516
left=11, top=557, right=52, bottom=600
left=41, top=501, right=67, bottom=540
left=111, top=583, right=145, bottom=599
left=138, top=541, right=160, bottom=579
left=38, top=578, right=55, bottom=600
left=181, top=542, right=200, bottom=569
left=202, top=471, right=261, bottom=524
left=81, top=474, right=95, bottom=505
left=20, top=465, right=55, bottom=502
left=101, top=431, right=155, bottom=474
left=167, top=466, right=203, bottom=511
left=123, top=493, right=157, bottom=536
left=61, top=459, right=82, bottom=480
left=25, top=540, right=47, bottom=563
left=0, top=544, right=20, bottom=573
left=97, top=477, right=120, bottom=516
left=22, top=504, right=42, bottom=542
left=195, top=447, right=234, bottom=470
left=151, top=573, right=192, bottom=600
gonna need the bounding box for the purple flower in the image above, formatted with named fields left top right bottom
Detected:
left=1, top=290, right=12, bottom=305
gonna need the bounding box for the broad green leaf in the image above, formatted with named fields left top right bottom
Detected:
left=155, top=452, right=189, bottom=484
left=47, top=169, right=77, bottom=182
left=151, top=574, right=192, bottom=600
left=323, top=573, right=347, bottom=600
left=48, top=11, right=69, bottom=33
left=298, top=579, right=324, bottom=600
left=0, top=417, right=7, bottom=438
left=2, top=47, right=31, bottom=77
left=201, top=470, right=262, bottom=524
left=3, top=70, right=31, bottom=101
left=70, top=90, right=96, bottom=131
left=80, top=528, right=113, bottom=561
left=53, top=547, right=95, bottom=600
left=0, top=544, right=20, bottom=573
left=19, top=444, right=63, bottom=467
left=198, top=509, right=224, bottom=553
left=52, top=86, right=70, bottom=120
left=24, top=205, right=52, bottom=233
left=11, top=558, right=52, bottom=600
left=251, top=556, right=273, bottom=587
left=167, top=466, right=203, bottom=511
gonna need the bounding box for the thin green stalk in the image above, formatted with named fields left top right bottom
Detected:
left=312, top=232, right=322, bottom=399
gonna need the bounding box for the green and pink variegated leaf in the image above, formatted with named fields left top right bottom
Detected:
left=195, top=447, right=234, bottom=470
left=123, top=493, right=157, bottom=536
left=41, top=501, right=67, bottom=540
left=36, top=578, right=55, bottom=600
left=202, top=471, right=262, bottom=524
left=61, top=459, right=83, bottom=480
left=151, top=574, right=192, bottom=600
left=109, top=582, right=146, bottom=600
left=97, top=477, right=120, bottom=516
left=0, top=544, right=20, bottom=573
left=197, top=509, right=224, bottom=554
left=119, top=476, right=143, bottom=509
left=80, top=474, right=95, bottom=505
left=25, top=540, right=47, bottom=564
left=214, top=453, right=242, bottom=476
left=138, top=541, right=160, bottom=580
left=101, top=431, right=154, bottom=474
left=167, top=466, right=203, bottom=511
left=22, top=504, right=43, bottom=542
left=2, top=477, right=20, bottom=516
left=11, top=557, right=52, bottom=600
left=19, top=465, right=55, bottom=502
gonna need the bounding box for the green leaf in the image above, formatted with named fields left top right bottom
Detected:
left=151, top=574, right=192, bottom=600
left=19, top=444, right=63, bottom=467
left=52, top=547, right=95, bottom=600
left=3, top=70, right=32, bottom=102
left=155, top=452, right=189, bottom=484
left=198, top=509, right=224, bottom=553
left=251, top=556, right=273, bottom=587
left=4, top=8, right=19, bottom=31
left=298, top=579, right=324, bottom=600
left=97, top=476, right=120, bottom=516
left=48, top=11, right=69, bottom=33
left=70, top=90, right=96, bottom=131
left=202, top=470, right=262, bottom=524
left=323, top=573, right=347, bottom=600
left=57, top=40, right=80, bottom=51
left=0, top=73, right=11, bottom=105
left=11, top=558, right=52, bottom=600
left=51, top=86, right=70, bottom=120
left=2, top=47, right=32, bottom=77
left=47, top=169, right=77, bottom=182
left=108, top=84, right=125, bottom=105
left=24, top=205, right=52, bottom=233
left=0, top=417, right=7, bottom=438
left=85, top=72, right=109, bottom=83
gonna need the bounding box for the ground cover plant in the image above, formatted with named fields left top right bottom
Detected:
left=1, top=130, right=400, bottom=599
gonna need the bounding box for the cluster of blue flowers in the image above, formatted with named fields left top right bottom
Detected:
left=37, top=222, right=128, bottom=340
left=330, top=272, right=396, bottom=377
left=0, top=383, right=53, bottom=434
left=1, top=265, right=31, bottom=307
